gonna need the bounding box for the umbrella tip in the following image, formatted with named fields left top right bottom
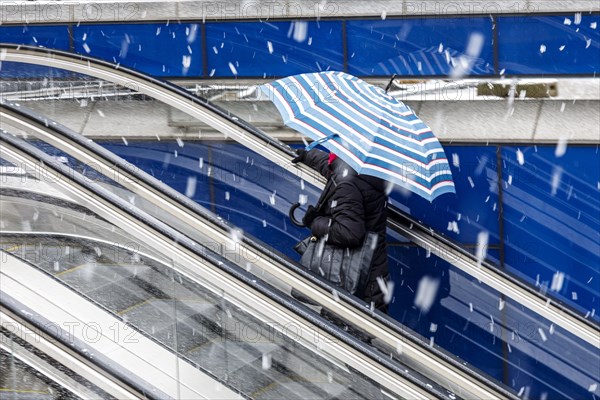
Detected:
left=384, top=74, right=397, bottom=93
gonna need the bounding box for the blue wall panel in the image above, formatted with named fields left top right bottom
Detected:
left=503, top=297, right=600, bottom=400
left=390, top=145, right=500, bottom=245
left=205, top=21, right=344, bottom=77
left=0, top=25, right=71, bottom=77
left=100, top=140, right=213, bottom=207
left=73, top=23, right=203, bottom=77
left=502, top=146, right=600, bottom=319
left=387, top=245, right=505, bottom=381
left=0, top=25, right=70, bottom=48
left=498, top=15, right=600, bottom=75
left=3, top=15, right=599, bottom=78
left=346, top=17, right=495, bottom=76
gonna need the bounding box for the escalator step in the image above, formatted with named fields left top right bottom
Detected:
left=86, top=277, right=153, bottom=314
left=121, top=299, right=215, bottom=352
left=58, top=263, right=150, bottom=292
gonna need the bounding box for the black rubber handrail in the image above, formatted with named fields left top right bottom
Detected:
left=0, top=129, right=451, bottom=399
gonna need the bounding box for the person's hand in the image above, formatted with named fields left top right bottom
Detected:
left=291, top=148, right=307, bottom=164
left=302, top=205, right=318, bottom=227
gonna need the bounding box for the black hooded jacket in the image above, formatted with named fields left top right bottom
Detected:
left=302, top=149, right=390, bottom=310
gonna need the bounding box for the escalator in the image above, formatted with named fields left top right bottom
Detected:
left=1, top=44, right=598, bottom=399
left=0, top=125, right=453, bottom=399
left=0, top=93, right=517, bottom=399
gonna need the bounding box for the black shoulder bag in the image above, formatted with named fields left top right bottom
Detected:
left=289, top=178, right=378, bottom=297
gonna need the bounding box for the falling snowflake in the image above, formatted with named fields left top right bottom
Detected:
left=414, top=276, right=440, bottom=313
left=187, top=24, right=199, bottom=43
left=228, top=62, right=238, bottom=75
left=376, top=276, right=395, bottom=304
left=452, top=153, right=460, bottom=168
left=550, top=271, right=565, bottom=292
left=291, top=21, right=308, bottom=42
left=555, top=136, right=568, bottom=157
left=262, top=353, right=272, bottom=370
left=476, top=231, right=489, bottom=266
left=230, top=228, right=243, bottom=244
left=185, top=176, right=197, bottom=197
left=551, top=166, right=563, bottom=196
left=517, top=149, right=525, bottom=165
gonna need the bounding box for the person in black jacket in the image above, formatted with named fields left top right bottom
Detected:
left=292, top=147, right=390, bottom=313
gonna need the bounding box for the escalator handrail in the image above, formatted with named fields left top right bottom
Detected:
left=0, top=100, right=522, bottom=399
left=0, top=129, right=451, bottom=400
left=0, top=44, right=290, bottom=157
left=0, top=45, right=596, bottom=338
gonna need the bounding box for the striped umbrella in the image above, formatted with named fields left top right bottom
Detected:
left=260, top=71, right=455, bottom=201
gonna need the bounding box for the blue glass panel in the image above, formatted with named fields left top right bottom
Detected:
left=205, top=21, right=344, bottom=77
left=346, top=18, right=494, bottom=77
left=207, top=142, right=318, bottom=260
left=498, top=15, right=600, bottom=75
left=387, top=245, right=505, bottom=381
left=73, top=23, right=203, bottom=77
left=390, top=145, right=500, bottom=245
left=0, top=25, right=70, bottom=48
left=502, top=146, right=600, bottom=320
left=0, top=25, right=71, bottom=78
left=504, top=297, right=600, bottom=400
left=100, top=141, right=212, bottom=206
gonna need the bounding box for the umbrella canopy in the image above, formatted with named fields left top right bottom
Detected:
left=259, top=71, right=455, bottom=202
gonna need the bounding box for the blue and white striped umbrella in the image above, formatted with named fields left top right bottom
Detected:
left=260, top=71, right=455, bottom=201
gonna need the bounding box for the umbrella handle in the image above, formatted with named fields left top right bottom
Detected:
left=385, top=74, right=397, bottom=93
left=288, top=202, right=306, bottom=228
